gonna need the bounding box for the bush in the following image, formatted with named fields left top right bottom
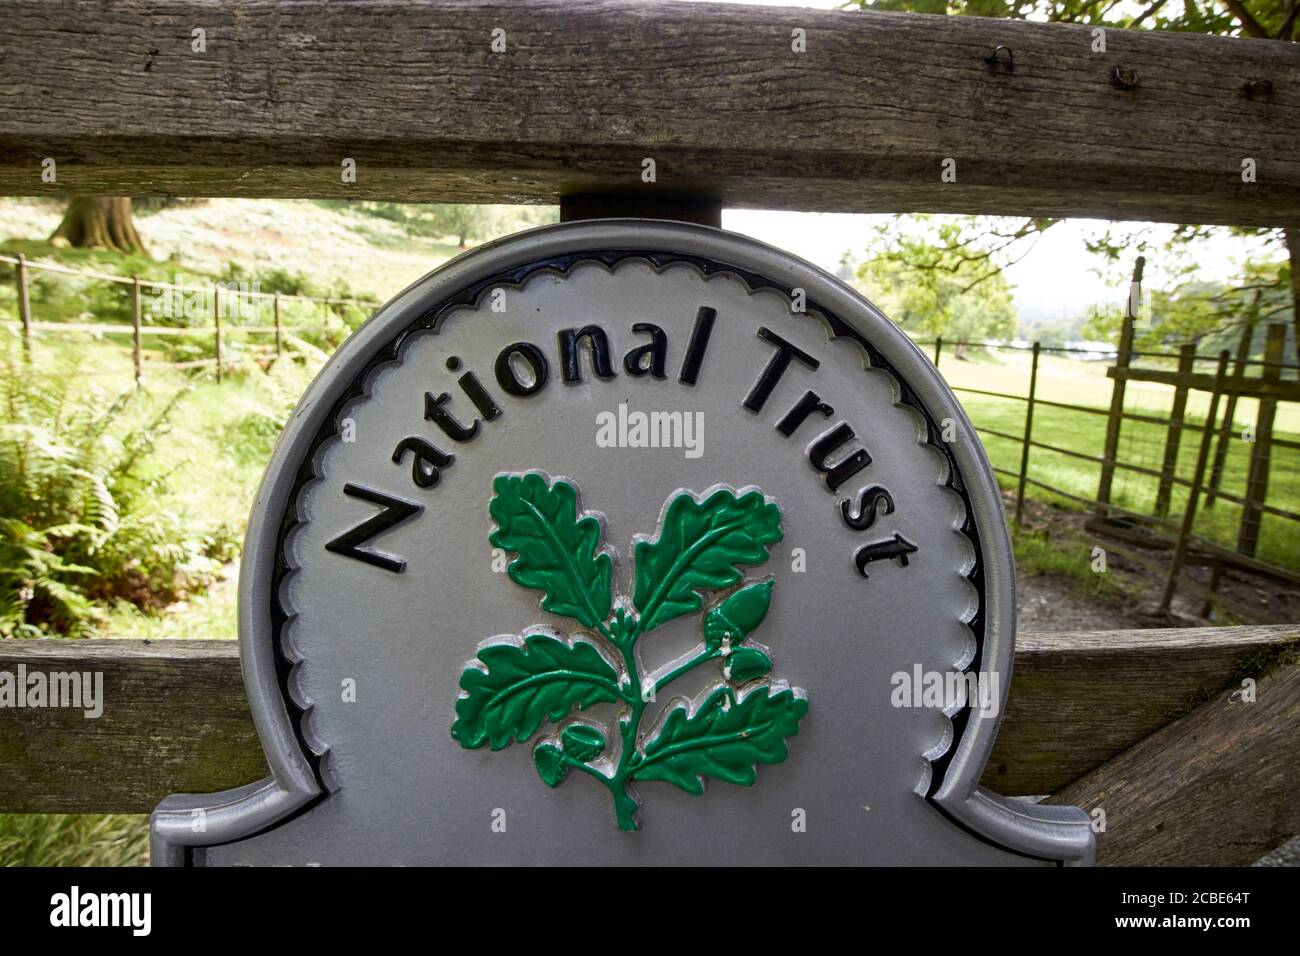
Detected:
left=0, top=346, right=233, bottom=637
left=218, top=356, right=312, bottom=467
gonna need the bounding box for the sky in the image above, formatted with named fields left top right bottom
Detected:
left=720, top=210, right=1115, bottom=322
left=721, top=212, right=1270, bottom=326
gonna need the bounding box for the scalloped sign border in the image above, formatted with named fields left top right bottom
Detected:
left=150, top=220, right=1096, bottom=866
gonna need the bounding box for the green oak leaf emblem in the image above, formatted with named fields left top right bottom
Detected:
left=450, top=471, right=809, bottom=831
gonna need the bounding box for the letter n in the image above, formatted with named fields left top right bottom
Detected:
left=324, top=483, right=422, bottom=573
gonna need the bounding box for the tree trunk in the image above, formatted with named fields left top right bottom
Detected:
left=51, top=197, right=148, bottom=255
left=1285, top=226, right=1300, bottom=368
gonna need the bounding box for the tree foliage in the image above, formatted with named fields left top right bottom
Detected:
left=847, top=1, right=1299, bottom=358
left=854, top=0, right=1298, bottom=39
left=852, top=216, right=1021, bottom=347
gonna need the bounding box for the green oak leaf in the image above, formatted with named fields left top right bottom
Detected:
left=489, top=472, right=613, bottom=631
left=703, top=580, right=773, bottom=650
left=633, top=489, right=782, bottom=635
left=561, top=723, right=606, bottom=762
left=632, top=684, right=808, bottom=794
left=534, top=743, right=568, bottom=788
left=451, top=632, right=622, bottom=751
left=723, top=647, right=773, bottom=683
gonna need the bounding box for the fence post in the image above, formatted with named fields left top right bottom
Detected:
left=274, top=292, right=283, bottom=357
left=1015, top=341, right=1041, bottom=527
left=1097, top=256, right=1143, bottom=508
left=131, top=276, right=143, bottom=388
left=1154, top=343, right=1197, bottom=518
left=1236, top=322, right=1285, bottom=558
left=213, top=285, right=223, bottom=383
left=933, top=336, right=942, bottom=368
left=1159, top=350, right=1230, bottom=615
left=1205, top=311, right=1256, bottom=509
left=16, top=252, right=32, bottom=360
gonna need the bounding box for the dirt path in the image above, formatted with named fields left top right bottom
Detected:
left=1015, top=573, right=1142, bottom=633
left=1010, top=493, right=1300, bottom=632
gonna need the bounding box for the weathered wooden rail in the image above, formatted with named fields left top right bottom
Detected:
left=1, top=1, right=1298, bottom=225
left=1, top=626, right=1296, bottom=865
left=2, top=0, right=1298, bottom=867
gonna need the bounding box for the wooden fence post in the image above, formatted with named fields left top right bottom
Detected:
left=213, top=285, right=223, bottom=383
left=274, top=292, right=282, bottom=356
left=1015, top=341, right=1041, bottom=527
left=1237, top=322, right=1286, bottom=557
left=1159, top=350, right=1230, bottom=614
left=933, top=336, right=942, bottom=368
left=1097, top=256, right=1143, bottom=507
left=1200, top=302, right=1249, bottom=613
left=1205, top=312, right=1256, bottom=509
left=131, top=276, right=143, bottom=388
left=1154, top=343, right=1197, bottom=518
left=16, top=252, right=32, bottom=360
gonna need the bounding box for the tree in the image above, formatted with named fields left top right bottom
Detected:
left=50, top=197, right=147, bottom=255
left=1081, top=233, right=1292, bottom=350
left=849, top=0, right=1300, bottom=361
left=430, top=204, right=498, bottom=248
left=857, top=0, right=1298, bottom=38
left=854, top=216, right=1019, bottom=355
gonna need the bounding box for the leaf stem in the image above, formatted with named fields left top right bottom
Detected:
left=597, top=614, right=732, bottom=826
left=614, top=641, right=645, bottom=813
left=556, top=752, right=611, bottom=783
left=653, top=646, right=720, bottom=695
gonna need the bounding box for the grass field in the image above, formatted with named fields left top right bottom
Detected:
left=938, top=348, right=1300, bottom=571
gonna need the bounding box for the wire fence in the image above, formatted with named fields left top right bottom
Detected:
left=922, top=322, right=1300, bottom=620
left=6, top=249, right=1299, bottom=619
left=1, top=252, right=379, bottom=384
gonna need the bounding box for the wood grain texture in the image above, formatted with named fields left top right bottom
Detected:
left=1045, top=660, right=1300, bottom=866
left=1, top=2, right=1297, bottom=224
left=986, top=624, right=1299, bottom=797
left=1, top=625, right=1294, bottom=814
left=0, top=640, right=265, bottom=814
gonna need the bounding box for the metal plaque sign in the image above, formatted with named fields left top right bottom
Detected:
left=152, top=220, right=1095, bottom=866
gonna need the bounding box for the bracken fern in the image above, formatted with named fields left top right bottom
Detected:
left=0, top=343, right=230, bottom=637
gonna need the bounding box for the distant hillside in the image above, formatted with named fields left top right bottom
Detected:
left=0, top=198, right=558, bottom=303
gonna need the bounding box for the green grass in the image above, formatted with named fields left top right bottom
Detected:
left=0, top=814, right=149, bottom=867
left=103, top=572, right=239, bottom=641
left=939, top=350, right=1300, bottom=572
left=1012, top=524, right=1138, bottom=603
left=1, top=196, right=550, bottom=305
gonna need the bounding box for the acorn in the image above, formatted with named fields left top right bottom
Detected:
left=703, top=580, right=773, bottom=650
left=560, top=723, right=606, bottom=763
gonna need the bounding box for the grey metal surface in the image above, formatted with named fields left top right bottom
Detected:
left=152, top=220, right=1094, bottom=865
